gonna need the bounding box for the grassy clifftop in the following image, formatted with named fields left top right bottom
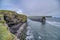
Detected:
left=0, top=25, right=15, bottom=40
left=0, top=10, right=27, bottom=24
left=0, top=14, right=15, bottom=40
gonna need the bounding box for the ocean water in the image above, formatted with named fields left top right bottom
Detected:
left=26, top=18, right=60, bottom=40
left=46, top=18, right=60, bottom=27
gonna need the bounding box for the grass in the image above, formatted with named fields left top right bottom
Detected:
left=0, top=24, right=15, bottom=40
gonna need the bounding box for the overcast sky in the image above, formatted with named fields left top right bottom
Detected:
left=0, top=0, right=60, bottom=16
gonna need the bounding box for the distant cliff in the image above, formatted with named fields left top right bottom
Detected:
left=28, top=16, right=52, bottom=22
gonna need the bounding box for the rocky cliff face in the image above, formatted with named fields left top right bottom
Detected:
left=0, top=10, right=27, bottom=40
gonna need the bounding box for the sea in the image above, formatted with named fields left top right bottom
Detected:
left=26, top=17, right=60, bottom=40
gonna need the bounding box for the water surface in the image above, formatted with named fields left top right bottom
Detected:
left=26, top=18, right=60, bottom=40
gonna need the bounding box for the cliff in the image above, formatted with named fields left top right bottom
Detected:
left=0, top=10, right=27, bottom=40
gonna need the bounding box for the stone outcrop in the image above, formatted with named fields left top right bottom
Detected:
left=16, top=23, right=27, bottom=40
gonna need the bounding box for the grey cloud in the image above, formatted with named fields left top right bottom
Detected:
left=0, top=0, right=60, bottom=16
left=19, top=0, right=59, bottom=16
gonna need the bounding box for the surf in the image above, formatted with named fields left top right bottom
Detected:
left=46, top=20, right=60, bottom=27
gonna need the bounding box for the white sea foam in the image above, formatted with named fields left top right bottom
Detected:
left=46, top=21, right=60, bottom=27
left=26, top=26, right=34, bottom=40
left=39, top=36, right=42, bottom=39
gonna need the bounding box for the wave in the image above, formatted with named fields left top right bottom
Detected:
left=26, top=26, right=34, bottom=40
left=46, top=21, right=60, bottom=27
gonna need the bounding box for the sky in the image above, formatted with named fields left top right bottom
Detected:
left=0, top=0, right=60, bottom=16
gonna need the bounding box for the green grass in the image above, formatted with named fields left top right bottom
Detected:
left=0, top=25, right=15, bottom=40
